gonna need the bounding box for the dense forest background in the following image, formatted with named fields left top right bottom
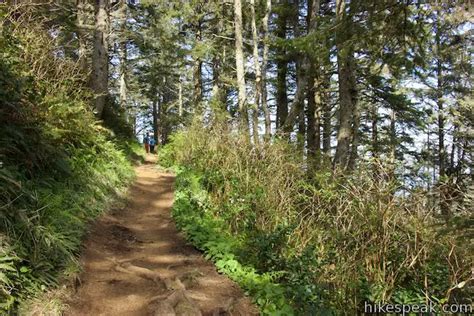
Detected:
left=0, top=0, right=472, bottom=314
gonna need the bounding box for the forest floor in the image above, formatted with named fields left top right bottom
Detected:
left=65, top=156, right=257, bottom=316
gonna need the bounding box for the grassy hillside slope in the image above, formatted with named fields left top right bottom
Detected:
left=0, top=10, right=141, bottom=312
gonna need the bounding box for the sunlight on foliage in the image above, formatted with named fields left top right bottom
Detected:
left=0, top=9, right=140, bottom=312
left=161, top=119, right=473, bottom=314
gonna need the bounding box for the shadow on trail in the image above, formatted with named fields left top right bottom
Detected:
left=65, top=161, right=257, bottom=316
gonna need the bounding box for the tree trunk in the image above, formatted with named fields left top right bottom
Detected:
left=152, top=95, right=159, bottom=146
left=160, top=82, right=171, bottom=145
left=449, top=124, right=457, bottom=173
left=371, top=104, right=379, bottom=176
left=333, top=0, right=356, bottom=169
left=298, top=105, right=306, bottom=153
left=76, top=0, right=90, bottom=72
left=371, top=104, right=379, bottom=160
left=388, top=109, right=397, bottom=180
left=321, top=64, right=331, bottom=157
left=250, top=0, right=261, bottom=144
left=435, top=15, right=448, bottom=218
left=251, top=106, right=259, bottom=144
left=307, top=74, right=322, bottom=162
left=193, top=57, right=203, bottom=111
left=234, top=0, right=248, bottom=132
left=261, top=0, right=272, bottom=139
left=321, top=1, right=332, bottom=157
left=280, top=0, right=320, bottom=135
left=322, top=97, right=331, bottom=154
left=348, top=98, right=361, bottom=171
left=221, top=44, right=230, bottom=111
left=437, top=52, right=445, bottom=179
left=161, top=99, right=168, bottom=145
left=281, top=60, right=307, bottom=135
left=211, top=54, right=224, bottom=109
left=91, top=0, right=109, bottom=118
left=306, top=0, right=322, bottom=163
left=307, top=75, right=317, bottom=157
left=178, top=80, right=183, bottom=117
left=193, top=18, right=203, bottom=113
left=211, top=6, right=225, bottom=109
left=293, top=0, right=305, bottom=148
left=275, top=9, right=288, bottom=130
left=118, top=0, right=128, bottom=115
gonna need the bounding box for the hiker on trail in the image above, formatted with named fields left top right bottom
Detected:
left=149, top=136, right=156, bottom=154
left=143, top=133, right=150, bottom=153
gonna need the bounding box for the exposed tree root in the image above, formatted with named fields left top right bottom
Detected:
left=113, top=261, right=202, bottom=315
left=66, top=164, right=258, bottom=316
left=149, top=290, right=202, bottom=316
left=115, top=262, right=163, bottom=284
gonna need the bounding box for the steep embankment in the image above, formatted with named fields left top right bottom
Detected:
left=66, top=157, right=257, bottom=316
left=0, top=13, right=138, bottom=311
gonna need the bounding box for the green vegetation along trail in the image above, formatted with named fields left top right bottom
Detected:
left=66, top=156, right=257, bottom=316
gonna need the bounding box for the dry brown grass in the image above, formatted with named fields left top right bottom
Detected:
left=162, top=118, right=473, bottom=309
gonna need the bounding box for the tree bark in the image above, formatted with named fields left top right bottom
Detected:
left=178, top=80, right=183, bottom=117
left=193, top=57, right=203, bottom=111
left=159, top=81, right=171, bottom=145
left=152, top=95, right=159, bottom=146
left=298, top=106, right=306, bottom=153
left=306, top=0, right=322, bottom=162
left=118, top=0, right=128, bottom=115
left=250, top=0, right=261, bottom=144
left=371, top=104, right=379, bottom=160
left=91, top=0, right=109, bottom=119
left=435, top=14, right=448, bottom=218
left=388, top=109, right=397, bottom=180
left=437, top=44, right=445, bottom=179
left=76, top=0, right=90, bottom=72
left=321, top=0, right=332, bottom=157
left=275, top=9, right=288, bottom=130
left=348, top=96, right=361, bottom=171
left=261, top=0, right=272, bottom=139
left=211, top=5, right=226, bottom=109
left=280, top=0, right=320, bottom=135
left=307, top=75, right=317, bottom=156
left=322, top=97, right=331, bottom=154
left=333, top=0, right=357, bottom=170
left=307, top=74, right=323, bottom=161
left=371, top=104, right=379, bottom=176
left=293, top=0, right=305, bottom=149
left=193, top=15, right=203, bottom=113
left=234, top=0, right=249, bottom=132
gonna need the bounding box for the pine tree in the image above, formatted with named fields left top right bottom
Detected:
left=91, top=0, right=110, bottom=118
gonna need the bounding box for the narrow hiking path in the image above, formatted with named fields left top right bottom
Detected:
left=66, top=156, right=257, bottom=316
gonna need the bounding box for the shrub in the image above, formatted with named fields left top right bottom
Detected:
left=172, top=167, right=294, bottom=315
left=161, top=119, right=473, bottom=314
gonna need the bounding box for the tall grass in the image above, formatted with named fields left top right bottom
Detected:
left=161, top=119, right=473, bottom=314
left=0, top=9, right=139, bottom=312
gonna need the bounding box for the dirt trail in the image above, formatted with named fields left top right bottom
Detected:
left=66, top=156, right=257, bottom=316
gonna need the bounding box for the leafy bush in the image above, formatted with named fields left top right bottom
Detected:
left=172, top=167, right=294, bottom=315
left=161, top=119, right=473, bottom=314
